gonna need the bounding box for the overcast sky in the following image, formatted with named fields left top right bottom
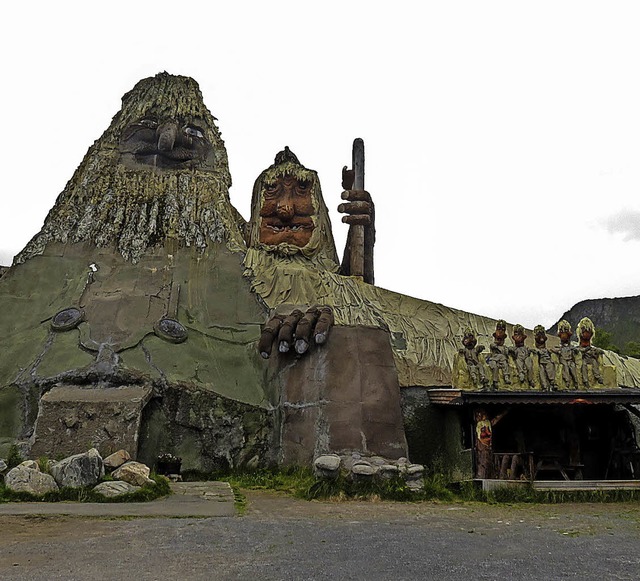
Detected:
left=3, top=1, right=640, bottom=328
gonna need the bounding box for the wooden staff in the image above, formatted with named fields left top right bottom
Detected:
left=349, top=138, right=365, bottom=278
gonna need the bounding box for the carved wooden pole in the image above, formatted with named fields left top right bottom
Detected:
left=349, top=138, right=365, bottom=278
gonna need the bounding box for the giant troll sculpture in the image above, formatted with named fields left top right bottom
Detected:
left=2, top=73, right=640, bottom=473
left=0, top=73, right=394, bottom=469
left=0, top=73, right=272, bottom=469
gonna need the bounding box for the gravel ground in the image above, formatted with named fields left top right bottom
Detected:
left=1, top=490, right=639, bottom=580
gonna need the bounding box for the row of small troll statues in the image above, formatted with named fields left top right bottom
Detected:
left=459, top=318, right=604, bottom=391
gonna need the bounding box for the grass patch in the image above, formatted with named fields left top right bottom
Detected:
left=455, top=481, right=640, bottom=503
left=184, top=467, right=640, bottom=504
left=185, top=466, right=317, bottom=498
left=186, top=467, right=431, bottom=502
left=232, top=489, right=248, bottom=515
left=0, top=474, right=171, bottom=504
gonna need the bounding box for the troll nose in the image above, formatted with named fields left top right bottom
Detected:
left=276, top=201, right=295, bottom=220
left=157, top=121, right=178, bottom=151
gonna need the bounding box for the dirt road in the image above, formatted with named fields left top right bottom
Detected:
left=1, top=491, right=639, bottom=580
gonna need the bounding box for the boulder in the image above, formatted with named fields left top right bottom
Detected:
left=407, top=478, right=424, bottom=492
left=0, top=459, right=7, bottom=474
left=314, top=454, right=341, bottom=472
left=19, top=460, right=39, bottom=470
left=313, top=454, right=341, bottom=478
left=103, top=450, right=131, bottom=471
left=93, top=480, right=139, bottom=498
left=406, top=464, right=425, bottom=476
left=50, top=448, right=104, bottom=488
left=112, top=461, right=154, bottom=487
left=352, top=462, right=375, bottom=476
left=405, top=464, right=425, bottom=492
left=378, top=464, right=401, bottom=479
left=5, top=466, right=59, bottom=495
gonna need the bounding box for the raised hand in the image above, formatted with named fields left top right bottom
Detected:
left=258, top=306, right=334, bottom=359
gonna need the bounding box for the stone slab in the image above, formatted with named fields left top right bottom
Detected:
left=30, top=385, right=152, bottom=460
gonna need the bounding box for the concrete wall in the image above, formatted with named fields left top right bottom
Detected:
left=401, top=387, right=473, bottom=481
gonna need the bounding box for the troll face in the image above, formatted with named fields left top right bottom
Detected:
left=119, top=116, right=216, bottom=171
left=558, top=330, right=572, bottom=345
left=557, top=320, right=573, bottom=346
left=493, top=320, right=507, bottom=346
left=259, top=174, right=315, bottom=247
left=249, top=147, right=335, bottom=257
left=577, top=317, right=596, bottom=348
left=579, top=327, right=593, bottom=346
left=512, top=325, right=527, bottom=348
left=534, top=325, right=547, bottom=348
left=462, top=331, right=477, bottom=350
left=12, top=72, right=240, bottom=266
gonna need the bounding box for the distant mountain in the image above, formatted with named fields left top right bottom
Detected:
left=548, top=296, right=640, bottom=352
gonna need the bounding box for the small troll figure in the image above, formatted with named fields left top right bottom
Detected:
left=487, top=320, right=511, bottom=390
left=552, top=320, right=578, bottom=389
left=577, top=317, right=604, bottom=387
left=511, top=324, right=534, bottom=387
left=459, top=327, right=488, bottom=389
left=532, top=325, right=557, bottom=391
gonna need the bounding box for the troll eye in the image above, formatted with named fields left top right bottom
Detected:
left=296, top=180, right=310, bottom=194
left=138, top=118, right=158, bottom=129
left=264, top=183, right=278, bottom=196
left=184, top=126, right=204, bottom=138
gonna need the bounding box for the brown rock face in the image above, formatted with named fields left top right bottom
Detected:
left=276, top=326, right=408, bottom=465
left=103, top=449, right=132, bottom=471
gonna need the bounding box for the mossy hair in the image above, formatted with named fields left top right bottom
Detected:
left=14, top=72, right=244, bottom=264
left=462, top=326, right=476, bottom=338
left=578, top=317, right=595, bottom=339
left=558, top=320, right=572, bottom=334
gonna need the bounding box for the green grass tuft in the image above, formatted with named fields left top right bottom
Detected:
left=6, top=444, right=23, bottom=469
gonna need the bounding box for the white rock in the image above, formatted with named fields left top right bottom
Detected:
left=93, top=480, right=139, bottom=498
left=50, top=448, right=104, bottom=488
left=0, top=459, right=7, bottom=473
left=314, top=454, right=341, bottom=472
left=19, top=460, right=39, bottom=471
left=5, top=466, right=59, bottom=495
left=352, top=462, right=375, bottom=476
left=378, top=464, right=401, bottom=479
left=407, top=479, right=424, bottom=492
left=112, top=461, right=154, bottom=486
left=407, top=464, right=425, bottom=476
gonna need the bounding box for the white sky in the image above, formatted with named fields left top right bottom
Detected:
left=2, top=1, right=640, bottom=329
